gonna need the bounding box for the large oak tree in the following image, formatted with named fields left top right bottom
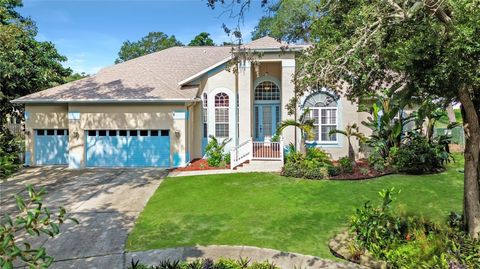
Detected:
left=295, top=0, right=480, bottom=238
left=208, top=0, right=480, bottom=237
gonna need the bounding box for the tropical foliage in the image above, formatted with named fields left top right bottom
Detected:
left=129, top=258, right=280, bottom=269
left=393, top=132, right=452, bottom=174
left=350, top=189, right=480, bottom=268
left=276, top=109, right=314, bottom=153
left=329, top=123, right=365, bottom=162
left=282, top=147, right=336, bottom=180
left=0, top=185, right=78, bottom=268
left=205, top=136, right=231, bottom=167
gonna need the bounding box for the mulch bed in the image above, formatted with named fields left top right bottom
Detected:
left=171, top=158, right=229, bottom=172
left=329, top=160, right=393, bottom=180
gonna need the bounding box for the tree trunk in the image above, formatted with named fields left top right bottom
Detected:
left=447, top=104, right=457, bottom=123
left=348, top=138, right=355, bottom=162
left=458, top=86, right=480, bottom=238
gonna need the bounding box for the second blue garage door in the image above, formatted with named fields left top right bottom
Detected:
left=86, top=130, right=170, bottom=167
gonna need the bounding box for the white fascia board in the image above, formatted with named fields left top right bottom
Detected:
left=11, top=98, right=200, bottom=104
left=178, top=56, right=232, bottom=86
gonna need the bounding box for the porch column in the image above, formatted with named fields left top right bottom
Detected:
left=281, top=59, right=297, bottom=148
left=238, top=61, right=252, bottom=144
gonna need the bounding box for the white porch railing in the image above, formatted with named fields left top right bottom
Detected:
left=230, top=138, right=284, bottom=170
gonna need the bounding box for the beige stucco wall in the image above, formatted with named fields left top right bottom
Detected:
left=25, top=103, right=189, bottom=168
left=199, top=68, right=237, bottom=152
left=25, top=50, right=371, bottom=168
left=24, top=104, right=68, bottom=166
left=191, top=102, right=204, bottom=159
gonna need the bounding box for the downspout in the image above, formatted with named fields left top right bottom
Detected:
left=235, top=61, right=239, bottom=146
left=185, top=99, right=198, bottom=164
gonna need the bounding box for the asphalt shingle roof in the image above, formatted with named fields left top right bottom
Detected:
left=13, top=37, right=306, bottom=103
left=14, top=46, right=232, bottom=103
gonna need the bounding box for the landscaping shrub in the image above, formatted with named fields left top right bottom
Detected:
left=205, top=136, right=231, bottom=167
left=282, top=147, right=335, bottom=179
left=338, top=156, right=353, bottom=174
left=0, top=129, right=22, bottom=178
left=128, top=258, right=280, bottom=269
left=349, top=189, right=480, bottom=268
left=224, top=153, right=231, bottom=165
left=393, top=132, right=451, bottom=174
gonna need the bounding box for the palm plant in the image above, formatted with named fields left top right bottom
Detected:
left=276, top=109, right=315, bottom=153
left=361, top=91, right=414, bottom=160
left=329, top=123, right=365, bottom=162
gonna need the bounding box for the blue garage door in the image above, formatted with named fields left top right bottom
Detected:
left=86, top=130, right=170, bottom=167
left=35, top=129, right=69, bottom=165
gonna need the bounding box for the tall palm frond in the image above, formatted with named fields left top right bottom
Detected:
left=276, top=109, right=314, bottom=153
left=329, top=123, right=365, bottom=162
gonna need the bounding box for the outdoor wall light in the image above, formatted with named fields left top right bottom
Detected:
left=175, top=130, right=181, bottom=138
left=72, top=131, right=79, bottom=139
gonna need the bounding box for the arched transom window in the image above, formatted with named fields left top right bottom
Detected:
left=254, top=81, right=280, bottom=101
left=214, top=92, right=229, bottom=137
left=304, top=92, right=338, bottom=142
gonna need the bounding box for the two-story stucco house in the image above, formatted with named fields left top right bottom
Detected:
left=12, top=37, right=369, bottom=170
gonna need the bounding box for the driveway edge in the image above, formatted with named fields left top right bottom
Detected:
left=125, top=245, right=367, bottom=269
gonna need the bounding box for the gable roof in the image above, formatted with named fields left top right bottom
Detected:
left=12, top=36, right=307, bottom=104
left=243, top=36, right=288, bottom=49
left=242, top=36, right=308, bottom=51
left=13, top=46, right=232, bottom=103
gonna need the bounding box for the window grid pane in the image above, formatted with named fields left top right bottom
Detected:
left=254, top=81, right=280, bottom=101
left=202, top=93, right=208, bottom=108
left=215, top=108, right=229, bottom=123
left=215, top=124, right=229, bottom=137
left=310, top=107, right=337, bottom=142
left=203, top=108, right=208, bottom=123
left=215, top=107, right=229, bottom=137
left=215, top=92, right=229, bottom=107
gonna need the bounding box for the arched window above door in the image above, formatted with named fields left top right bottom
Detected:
left=254, top=81, right=280, bottom=101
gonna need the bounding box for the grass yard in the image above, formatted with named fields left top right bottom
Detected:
left=126, top=155, right=464, bottom=259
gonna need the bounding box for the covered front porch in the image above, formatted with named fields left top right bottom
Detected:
left=231, top=59, right=296, bottom=169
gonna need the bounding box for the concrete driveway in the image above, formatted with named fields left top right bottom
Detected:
left=0, top=166, right=167, bottom=268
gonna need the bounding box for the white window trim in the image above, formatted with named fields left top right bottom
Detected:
left=305, top=107, right=338, bottom=144
left=214, top=92, right=230, bottom=138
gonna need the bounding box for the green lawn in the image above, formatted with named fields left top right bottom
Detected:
left=126, top=155, right=464, bottom=259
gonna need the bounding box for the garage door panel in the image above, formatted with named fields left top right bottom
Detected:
left=86, top=130, right=170, bottom=167
left=35, top=129, right=68, bottom=165
left=129, top=136, right=170, bottom=167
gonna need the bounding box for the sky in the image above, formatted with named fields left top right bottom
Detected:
left=19, top=0, right=266, bottom=75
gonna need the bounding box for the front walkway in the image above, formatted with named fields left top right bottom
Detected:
left=0, top=166, right=167, bottom=268
left=126, top=245, right=366, bottom=269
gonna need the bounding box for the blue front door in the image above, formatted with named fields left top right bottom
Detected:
left=35, top=129, right=69, bottom=165
left=254, top=104, right=281, bottom=141
left=86, top=130, right=170, bottom=167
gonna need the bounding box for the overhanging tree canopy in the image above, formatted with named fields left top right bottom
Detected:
left=294, top=0, right=480, bottom=238
left=0, top=0, right=71, bottom=126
